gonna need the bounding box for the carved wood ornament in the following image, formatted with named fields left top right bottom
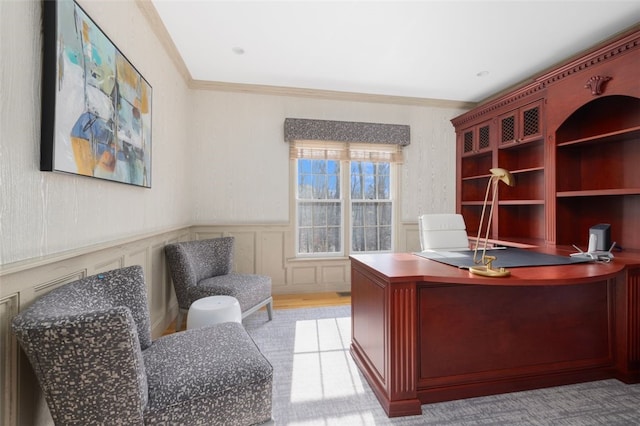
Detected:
left=585, top=75, right=612, bottom=96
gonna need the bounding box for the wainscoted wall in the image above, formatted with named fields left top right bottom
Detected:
left=194, top=221, right=421, bottom=294
left=1, top=222, right=421, bottom=425
left=1, top=227, right=190, bottom=426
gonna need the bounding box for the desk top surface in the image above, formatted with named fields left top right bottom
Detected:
left=350, top=249, right=626, bottom=286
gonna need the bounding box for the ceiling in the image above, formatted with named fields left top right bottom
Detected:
left=150, top=1, right=640, bottom=103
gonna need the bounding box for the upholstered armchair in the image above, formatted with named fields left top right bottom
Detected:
left=11, top=265, right=273, bottom=425
left=165, top=237, right=273, bottom=331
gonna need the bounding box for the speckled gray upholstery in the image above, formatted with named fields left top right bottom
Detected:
left=165, top=237, right=273, bottom=331
left=11, top=265, right=273, bottom=425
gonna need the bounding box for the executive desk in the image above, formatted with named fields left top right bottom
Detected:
left=349, top=250, right=640, bottom=417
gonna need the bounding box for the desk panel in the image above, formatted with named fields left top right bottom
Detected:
left=349, top=252, right=638, bottom=417
left=418, top=281, right=612, bottom=385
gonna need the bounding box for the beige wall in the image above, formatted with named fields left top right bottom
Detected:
left=189, top=89, right=464, bottom=224
left=0, top=1, right=468, bottom=424
left=0, top=0, right=465, bottom=269
left=0, top=0, right=192, bottom=267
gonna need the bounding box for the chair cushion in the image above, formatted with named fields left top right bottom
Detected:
left=189, top=273, right=272, bottom=312
left=143, top=322, right=272, bottom=424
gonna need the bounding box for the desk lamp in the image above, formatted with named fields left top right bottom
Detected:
left=470, top=167, right=515, bottom=277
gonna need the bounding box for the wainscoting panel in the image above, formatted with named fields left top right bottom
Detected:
left=230, top=231, right=258, bottom=273
left=1, top=293, right=19, bottom=426
left=34, top=270, right=87, bottom=295
left=400, top=221, right=421, bottom=253
left=291, top=265, right=318, bottom=285
left=95, top=256, right=125, bottom=274
left=322, top=264, right=348, bottom=284
left=150, top=241, right=169, bottom=329
left=191, top=223, right=423, bottom=294
left=262, top=230, right=288, bottom=285
left=1, top=222, right=419, bottom=425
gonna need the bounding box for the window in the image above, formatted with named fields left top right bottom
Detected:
left=293, top=141, right=398, bottom=257
left=350, top=161, right=392, bottom=252
left=297, top=158, right=342, bottom=254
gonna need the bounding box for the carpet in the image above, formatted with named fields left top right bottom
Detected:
left=243, top=306, right=640, bottom=425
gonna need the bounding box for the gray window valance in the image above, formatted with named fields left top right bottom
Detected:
left=284, top=118, right=410, bottom=146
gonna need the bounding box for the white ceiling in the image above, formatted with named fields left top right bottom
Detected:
left=151, top=1, right=640, bottom=103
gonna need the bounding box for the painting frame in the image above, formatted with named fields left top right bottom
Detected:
left=41, top=0, right=152, bottom=188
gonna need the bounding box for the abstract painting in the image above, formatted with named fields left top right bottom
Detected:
left=41, top=0, right=152, bottom=187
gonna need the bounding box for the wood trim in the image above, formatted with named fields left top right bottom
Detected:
left=451, top=23, right=640, bottom=128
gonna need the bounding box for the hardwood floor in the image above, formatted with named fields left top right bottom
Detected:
left=271, top=291, right=351, bottom=309
left=163, top=291, right=351, bottom=334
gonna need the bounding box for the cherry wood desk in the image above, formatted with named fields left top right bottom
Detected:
left=349, top=251, right=640, bottom=417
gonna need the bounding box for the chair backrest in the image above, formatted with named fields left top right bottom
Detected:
left=418, top=213, right=470, bottom=251
left=11, top=265, right=151, bottom=424
left=165, top=237, right=234, bottom=309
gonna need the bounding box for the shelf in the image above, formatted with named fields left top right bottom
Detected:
left=462, top=199, right=545, bottom=206
left=557, top=126, right=640, bottom=148
left=499, top=199, right=545, bottom=205
left=498, top=137, right=544, bottom=150
left=461, top=168, right=543, bottom=182
left=497, top=140, right=544, bottom=171
left=462, top=173, right=492, bottom=181
left=557, top=188, right=640, bottom=197
left=468, top=236, right=541, bottom=249
left=511, top=166, right=544, bottom=175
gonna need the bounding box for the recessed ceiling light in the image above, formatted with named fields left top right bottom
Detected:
left=476, top=70, right=489, bottom=77
left=232, top=47, right=245, bottom=55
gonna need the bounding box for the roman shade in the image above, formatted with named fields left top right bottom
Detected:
left=284, top=118, right=410, bottom=163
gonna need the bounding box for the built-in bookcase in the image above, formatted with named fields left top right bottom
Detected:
left=453, top=26, right=640, bottom=252
left=554, top=95, right=640, bottom=251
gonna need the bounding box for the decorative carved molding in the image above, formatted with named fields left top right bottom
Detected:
left=451, top=27, right=640, bottom=128
left=585, top=75, right=612, bottom=95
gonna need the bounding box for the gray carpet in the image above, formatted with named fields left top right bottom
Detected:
left=243, top=306, right=640, bottom=425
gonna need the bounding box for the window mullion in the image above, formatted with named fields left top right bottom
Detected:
left=342, top=159, right=350, bottom=257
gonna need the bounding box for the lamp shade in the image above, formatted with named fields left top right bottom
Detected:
left=490, top=168, right=515, bottom=187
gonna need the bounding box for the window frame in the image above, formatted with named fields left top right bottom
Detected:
left=293, top=156, right=397, bottom=258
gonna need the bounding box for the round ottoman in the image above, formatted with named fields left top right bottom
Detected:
left=187, top=296, right=242, bottom=330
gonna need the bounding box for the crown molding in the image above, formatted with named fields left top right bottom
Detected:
left=190, top=79, right=476, bottom=109
left=136, top=0, right=475, bottom=109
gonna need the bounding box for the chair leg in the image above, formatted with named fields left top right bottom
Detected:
left=266, top=301, right=273, bottom=321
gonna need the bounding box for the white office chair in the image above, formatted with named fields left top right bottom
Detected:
left=418, top=213, right=470, bottom=251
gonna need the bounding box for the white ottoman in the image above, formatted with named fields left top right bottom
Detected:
left=187, top=296, right=242, bottom=330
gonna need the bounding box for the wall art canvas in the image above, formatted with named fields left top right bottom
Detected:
left=41, top=0, right=152, bottom=187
